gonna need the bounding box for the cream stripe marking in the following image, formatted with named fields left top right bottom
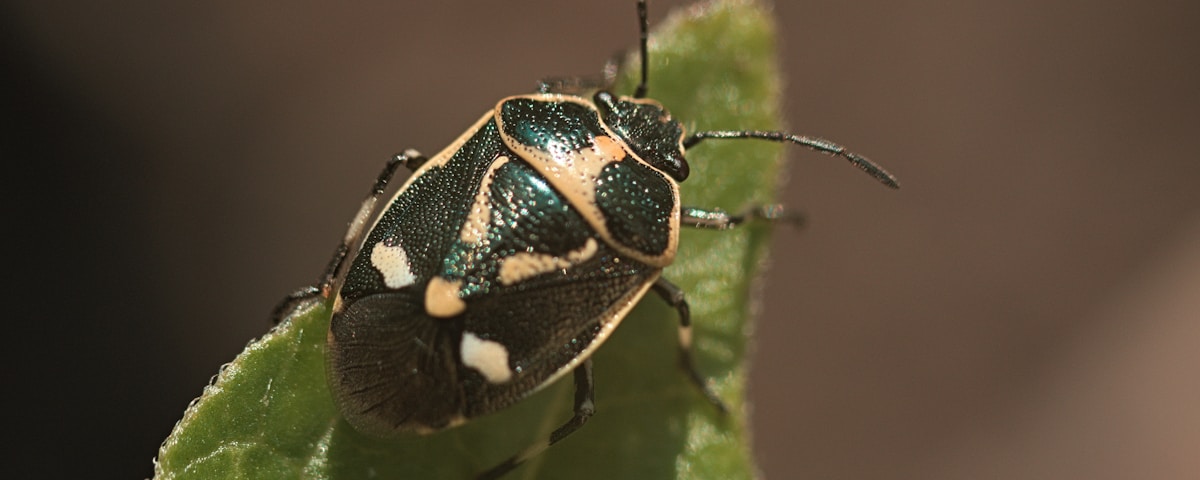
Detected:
left=514, top=135, right=623, bottom=213
left=364, top=112, right=493, bottom=235
left=461, top=332, right=513, bottom=383
left=370, top=241, right=417, bottom=289
left=459, top=156, right=510, bottom=244
left=498, top=238, right=599, bottom=285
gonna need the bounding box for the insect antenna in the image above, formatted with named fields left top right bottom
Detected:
left=634, top=0, right=650, bottom=98
left=683, top=130, right=900, bottom=188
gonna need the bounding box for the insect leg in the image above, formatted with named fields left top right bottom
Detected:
left=535, top=49, right=624, bottom=95
left=651, top=277, right=729, bottom=414
left=536, top=0, right=649, bottom=97
left=477, top=360, right=596, bottom=480
left=270, top=149, right=427, bottom=323
left=536, top=73, right=615, bottom=96
left=680, top=204, right=804, bottom=230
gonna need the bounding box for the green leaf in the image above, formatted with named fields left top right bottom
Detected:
left=154, top=1, right=783, bottom=478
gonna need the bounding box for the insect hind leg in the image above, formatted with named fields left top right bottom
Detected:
left=477, top=360, right=596, bottom=480
left=269, top=149, right=427, bottom=323
left=651, top=277, right=729, bottom=414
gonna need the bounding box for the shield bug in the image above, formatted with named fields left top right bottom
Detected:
left=277, top=0, right=898, bottom=478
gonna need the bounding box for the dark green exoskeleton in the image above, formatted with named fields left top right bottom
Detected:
left=277, top=1, right=898, bottom=478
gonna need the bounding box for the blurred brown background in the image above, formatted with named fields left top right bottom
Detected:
left=4, top=0, right=1198, bottom=478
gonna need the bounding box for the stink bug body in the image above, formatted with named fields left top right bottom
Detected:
left=278, top=1, right=898, bottom=478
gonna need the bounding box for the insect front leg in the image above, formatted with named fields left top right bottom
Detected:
left=535, top=74, right=614, bottom=96
left=651, top=277, right=729, bottom=414
left=477, top=360, right=596, bottom=480
left=680, top=204, right=805, bottom=230
left=270, top=149, right=427, bottom=322
left=535, top=52, right=622, bottom=95
left=535, top=0, right=644, bottom=96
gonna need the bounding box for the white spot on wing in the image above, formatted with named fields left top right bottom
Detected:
left=370, top=241, right=417, bottom=289
left=461, top=332, right=512, bottom=383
